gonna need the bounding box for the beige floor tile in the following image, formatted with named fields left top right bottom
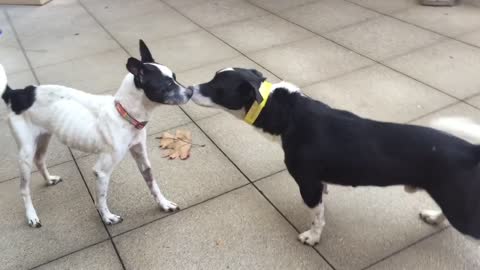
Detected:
left=347, top=0, right=418, bottom=14
left=248, top=0, right=320, bottom=12
left=248, top=36, right=374, bottom=87
left=9, top=2, right=94, bottom=38
left=177, top=55, right=281, bottom=86
left=197, top=113, right=285, bottom=180
left=0, top=45, right=30, bottom=74
left=177, top=0, right=268, bottom=28
left=145, top=106, right=192, bottom=135
left=0, top=20, right=18, bottom=48
left=35, top=49, right=129, bottom=94
left=127, top=31, right=239, bottom=72
left=393, top=4, right=480, bottom=37
left=6, top=69, right=37, bottom=87
left=21, top=28, right=119, bottom=68
left=0, top=162, right=109, bottom=270
left=367, top=229, right=480, bottom=270
left=6, top=0, right=80, bottom=19
left=412, top=102, right=480, bottom=126
left=210, top=14, right=313, bottom=53
left=256, top=171, right=445, bottom=270
left=178, top=55, right=281, bottom=120
left=76, top=123, right=248, bottom=236
left=457, top=29, right=480, bottom=47
left=35, top=241, right=123, bottom=270
left=466, top=94, right=480, bottom=109
left=326, top=16, right=443, bottom=61
left=114, top=185, right=332, bottom=270
left=303, top=65, right=456, bottom=123
left=0, top=119, right=72, bottom=182
left=280, top=0, right=380, bottom=34
left=162, top=0, right=207, bottom=9
left=386, top=40, right=480, bottom=99
left=7, top=2, right=119, bottom=68
left=105, top=8, right=199, bottom=47
left=81, top=0, right=169, bottom=24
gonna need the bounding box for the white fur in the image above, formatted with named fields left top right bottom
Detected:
left=217, top=67, right=234, bottom=73
left=420, top=209, right=445, bottom=225
left=272, top=81, right=300, bottom=93
left=0, top=64, right=7, bottom=96
left=147, top=63, right=173, bottom=78
left=298, top=203, right=325, bottom=246
left=1, top=68, right=178, bottom=227
left=430, top=117, right=480, bottom=144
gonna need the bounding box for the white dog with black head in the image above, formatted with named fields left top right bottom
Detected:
left=0, top=40, right=191, bottom=227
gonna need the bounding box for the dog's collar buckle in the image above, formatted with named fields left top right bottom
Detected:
left=114, top=101, right=148, bottom=130
left=244, top=81, right=272, bottom=125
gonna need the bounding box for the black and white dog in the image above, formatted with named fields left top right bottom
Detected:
left=0, top=40, right=191, bottom=227
left=189, top=68, right=480, bottom=245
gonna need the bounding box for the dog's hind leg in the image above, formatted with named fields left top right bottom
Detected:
left=93, top=152, right=124, bottom=225
left=9, top=118, right=42, bottom=227
left=130, top=140, right=179, bottom=212
left=297, top=180, right=326, bottom=246
left=34, top=133, right=62, bottom=186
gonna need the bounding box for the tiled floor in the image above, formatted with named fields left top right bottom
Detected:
left=1, top=0, right=480, bottom=269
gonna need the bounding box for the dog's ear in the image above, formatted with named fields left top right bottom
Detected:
left=139, top=39, right=154, bottom=63
left=240, top=78, right=263, bottom=104
left=246, top=69, right=265, bottom=104
left=249, top=69, right=264, bottom=79
left=126, top=57, right=144, bottom=81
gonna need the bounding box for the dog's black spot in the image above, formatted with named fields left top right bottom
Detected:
left=2, top=85, right=36, bottom=114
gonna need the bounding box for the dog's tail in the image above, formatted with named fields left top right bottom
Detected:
left=0, top=64, right=8, bottom=99
left=430, top=117, right=480, bottom=144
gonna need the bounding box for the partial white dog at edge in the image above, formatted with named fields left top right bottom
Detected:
left=0, top=40, right=192, bottom=227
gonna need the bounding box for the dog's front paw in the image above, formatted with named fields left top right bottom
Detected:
left=46, top=175, right=63, bottom=186
left=419, top=210, right=445, bottom=225
left=159, top=199, right=179, bottom=212
left=298, top=229, right=321, bottom=246
left=27, top=216, right=42, bottom=228
left=102, top=213, right=123, bottom=225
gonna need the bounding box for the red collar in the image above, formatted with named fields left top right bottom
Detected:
left=114, top=101, right=148, bottom=130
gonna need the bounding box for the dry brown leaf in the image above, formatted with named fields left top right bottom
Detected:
left=157, top=132, right=176, bottom=149
left=156, top=129, right=193, bottom=160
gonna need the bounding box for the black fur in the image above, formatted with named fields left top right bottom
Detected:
left=126, top=40, right=190, bottom=105
left=2, top=85, right=36, bottom=115
left=193, top=69, right=480, bottom=239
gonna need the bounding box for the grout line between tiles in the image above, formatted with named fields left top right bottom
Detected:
left=176, top=95, right=338, bottom=269
left=360, top=226, right=451, bottom=270
left=110, top=167, right=295, bottom=240
left=71, top=4, right=307, bottom=258
left=343, top=0, right=480, bottom=52
left=28, top=239, right=112, bottom=270
left=110, top=182, right=251, bottom=239
left=243, top=0, right=467, bottom=104
left=66, top=148, right=127, bottom=270
left=70, top=4, right=297, bottom=266
left=8, top=7, right=127, bottom=266
left=157, top=0, right=287, bottom=81
left=4, top=9, right=40, bottom=84
left=0, top=159, right=74, bottom=184
left=406, top=101, right=461, bottom=124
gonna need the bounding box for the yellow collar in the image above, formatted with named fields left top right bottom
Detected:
left=244, top=81, right=273, bottom=125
